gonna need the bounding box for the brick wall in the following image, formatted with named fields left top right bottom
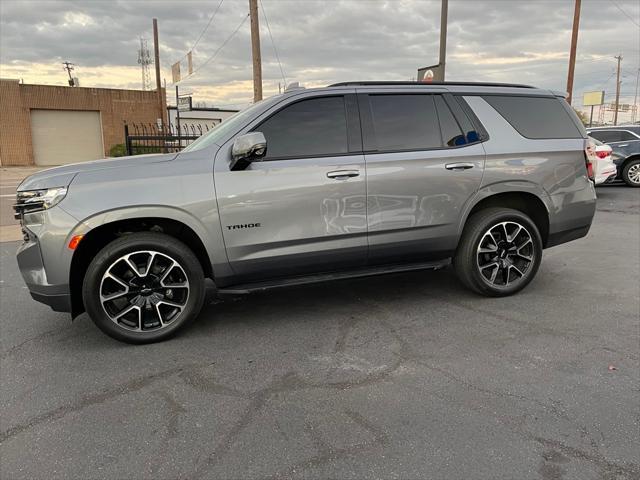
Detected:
left=0, top=79, right=167, bottom=166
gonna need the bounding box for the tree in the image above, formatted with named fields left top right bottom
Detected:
left=573, top=108, right=589, bottom=126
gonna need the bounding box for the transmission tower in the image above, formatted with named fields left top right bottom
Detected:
left=137, top=37, right=153, bottom=90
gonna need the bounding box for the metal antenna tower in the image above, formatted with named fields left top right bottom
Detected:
left=137, top=37, right=153, bottom=90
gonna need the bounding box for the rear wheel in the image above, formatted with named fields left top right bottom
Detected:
left=454, top=208, right=543, bottom=296
left=82, top=232, right=205, bottom=344
left=622, top=159, right=640, bottom=187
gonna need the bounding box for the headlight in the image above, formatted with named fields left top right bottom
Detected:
left=14, top=187, right=68, bottom=219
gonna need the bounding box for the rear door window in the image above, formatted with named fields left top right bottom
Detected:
left=483, top=95, right=582, bottom=139
left=368, top=94, right=442, bottom=151
left=589, top=130, right=623, bottom=143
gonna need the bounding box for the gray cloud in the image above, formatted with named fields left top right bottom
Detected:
left=1, top=0, right=638, bottom=117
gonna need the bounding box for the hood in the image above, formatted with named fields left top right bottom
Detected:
left=17, top=153, right=177, bottom=191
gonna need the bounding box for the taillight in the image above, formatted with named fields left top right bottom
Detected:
left=584, top=139, right=596, bottom=181
left=595, top=150, right=610, bottom=159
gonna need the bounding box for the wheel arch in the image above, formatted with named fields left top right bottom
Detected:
left=459, top=185, right=551, bottom=248
left=69, top=215, right=213, bottom=319
left=621, top=154, right=640, bottom=171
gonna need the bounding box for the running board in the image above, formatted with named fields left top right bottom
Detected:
left=217, top=259, right=451, bottom=295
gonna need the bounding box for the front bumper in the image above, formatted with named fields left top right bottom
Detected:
left=17, top=229, right=72, bottom=312
left=15, top=206, right=82, bottom=314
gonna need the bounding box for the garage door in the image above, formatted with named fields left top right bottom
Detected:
left=30, top=110, right=104, bottom=166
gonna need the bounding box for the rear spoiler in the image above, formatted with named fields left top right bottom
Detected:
left=551, top=90, right=569, bottom=99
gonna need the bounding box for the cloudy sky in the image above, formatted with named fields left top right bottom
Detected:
left=1, top=0, right=638, bottom=122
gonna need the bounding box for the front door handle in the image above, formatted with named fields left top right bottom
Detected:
left=327, top=170, right=360, bottom=179
left=445, top=162, right=474, bottom=171
left=618, top=144, right=629, bottom=147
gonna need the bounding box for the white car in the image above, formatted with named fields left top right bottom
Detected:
left=590, top=137, right=617, bottom=185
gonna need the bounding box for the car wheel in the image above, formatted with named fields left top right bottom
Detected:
left=622, top=159, right=640, bottom=187
left=454, top=208, right=543, bottom=296
left=82, top=232, right=205, bottom=344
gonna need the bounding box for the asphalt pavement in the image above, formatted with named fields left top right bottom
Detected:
left=1, top=184, right=639, bottom=480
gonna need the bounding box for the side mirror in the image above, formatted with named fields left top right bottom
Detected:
left=230, top=132, right=267, bottom=171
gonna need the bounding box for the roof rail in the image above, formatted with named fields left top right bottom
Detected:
left=329, top=81, right=535, bottom=89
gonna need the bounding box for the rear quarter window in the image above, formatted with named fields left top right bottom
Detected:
left=482, top=95, right=583, bottom=139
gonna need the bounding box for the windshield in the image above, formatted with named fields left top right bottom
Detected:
left=181, top=97, right=276, bottom=153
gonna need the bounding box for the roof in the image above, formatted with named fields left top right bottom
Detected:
left=587, top=125, right=639, bottom=130
left=329, top=81, right=535, bottom=89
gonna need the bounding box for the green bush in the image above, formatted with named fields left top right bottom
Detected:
left=109, top=143, right=127, bottom=157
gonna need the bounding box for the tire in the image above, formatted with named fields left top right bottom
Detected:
left=82, top=232, right=205, bottom=344
left=454, top=208, right=543, bottom=297
left=622, top=159, right=640, bottom=187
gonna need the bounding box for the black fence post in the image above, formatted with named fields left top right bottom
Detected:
left=124, top=123, right=132, bottom=156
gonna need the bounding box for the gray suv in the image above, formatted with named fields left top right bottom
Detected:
left=15, top=82, right=597, bottom=343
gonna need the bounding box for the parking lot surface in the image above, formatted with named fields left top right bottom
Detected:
left=1, top=184, right=639, bottom=480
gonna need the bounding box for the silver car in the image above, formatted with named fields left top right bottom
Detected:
left=14, top=81, right=597, bottom=343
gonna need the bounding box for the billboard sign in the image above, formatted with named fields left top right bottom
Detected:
left=582, top=91, right=604, bottom=106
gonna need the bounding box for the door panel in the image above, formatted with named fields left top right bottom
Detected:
left=214, top=155, right=367, bottom=280
left=365, top=144, right=485, bottom=263
left=357, top=91, right=485, bottom=264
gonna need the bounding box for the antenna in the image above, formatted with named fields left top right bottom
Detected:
left=137, top=37, right=153, bottom=91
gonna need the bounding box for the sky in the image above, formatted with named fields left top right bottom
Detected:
left=1, top=0, right=639, bottom=123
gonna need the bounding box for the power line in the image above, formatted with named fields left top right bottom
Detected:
left=609, top=0, right=640, bottom=28
left=169, top=0, right=225, bottom=67
left=190, top=0, right=225, bottom=53
left=176, top=13, right=250, bottom=84
left=259, top=0, right=287, bottom=86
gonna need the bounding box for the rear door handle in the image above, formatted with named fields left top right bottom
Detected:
left=618, top=144, right=629, bottom=147
left=327, top=170, right=360, bottom=179
left=445, top=162, right=474, bottom=171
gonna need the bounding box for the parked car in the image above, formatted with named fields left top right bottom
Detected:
left=15, top=81, right=597, bottom=343
left=587, top=137, right=617, bottom=185
left=586, top=126, right=640, bottom=187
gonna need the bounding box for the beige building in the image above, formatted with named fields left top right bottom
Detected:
left=0, top=79, right=167, bottom=166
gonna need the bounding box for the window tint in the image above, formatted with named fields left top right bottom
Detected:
left=434, top=96, right=465, bottom=146
left=258, top=96, right=348, bottom=158
left=589, top=130, right=623, bottom=143
left=369, top=94, right=441, bottom=151
left=619, top=131, right=637, bottom=141
left=483, top=95, right=582, bottom=139
left=450, top=96, right=483, bottom=143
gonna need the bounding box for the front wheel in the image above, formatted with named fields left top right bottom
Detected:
left=454, top=208, right=543, bottom=296
left=82, top=232, right=205, bottom=344
left=622, top=159, right=640, bottom=187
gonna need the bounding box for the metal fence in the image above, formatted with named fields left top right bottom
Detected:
left=123, top=122, right=214, bottom=156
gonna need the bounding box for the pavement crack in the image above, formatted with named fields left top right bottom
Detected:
left=0, top=364, right=197, bottom=444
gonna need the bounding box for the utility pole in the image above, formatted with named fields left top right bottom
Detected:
left=566, top=0, right=581, bottom=105
left=62, top=61, right=76, bottom=86
left=438, top=0, right=448, bottom=81
left=249, top=0, right=262, bottom=102
left=153, top=18, right=164, bottom=131
left=613, top=55, right=622, bottom=126
left=175, top=85, right=181, bottom=147
left=633, top=67, right=639, bottom=124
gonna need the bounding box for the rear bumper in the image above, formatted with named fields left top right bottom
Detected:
left=546, top=183, right=597, bottom=248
